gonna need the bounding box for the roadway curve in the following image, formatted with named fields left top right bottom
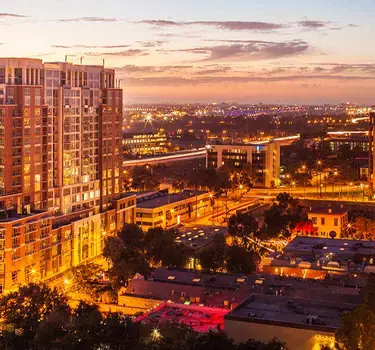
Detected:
left=123, top=148, right=206, bottom=167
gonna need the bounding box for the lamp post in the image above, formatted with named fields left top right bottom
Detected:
left=316, top=160, right=323, bottom=198
left=300, top=164, right=307, bottom=199
left=333, top=170, right=339, bottom=199
left=360, top=183, right=364, bottom=202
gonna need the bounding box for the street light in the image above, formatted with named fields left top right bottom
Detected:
left=300, top=165, right=307, bottom=199
left=316, top=160, right=323, bottom=198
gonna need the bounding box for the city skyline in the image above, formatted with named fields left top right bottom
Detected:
left=2, top=0, right=375, bottom=104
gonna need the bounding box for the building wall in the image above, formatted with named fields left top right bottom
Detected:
left=224, top=319, right=335, bottom=350
left=136, top=193, right=211, bottom=230
left=0, top=194, right=135, bottom=294
left=118, top=295, right=162, bottom=312
left=123, top=132, right=169, bottom=156
left=308, top=211, right=348, bottom=237
left=0, top=58, right=130, bottom=293
left=206, top=143, right=281, bottom=188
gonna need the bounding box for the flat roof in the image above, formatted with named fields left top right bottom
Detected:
left=136, top=190, right=206, bottom=209
left=285, top=236, right=375, bottom=255
left=225, top=293, right=356, bottom=332
left=152, top=267, right=253, bottom=291
left=134, top=302, right=228, bottom=333
left=176, top=226, right=228, bottom=251
left=124, top=279, right=248, bottom=307
left=308, top=207, right=347, bottom=215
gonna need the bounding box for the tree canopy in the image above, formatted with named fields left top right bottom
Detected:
left=336, top=274, right=375, bottom=350
left=0, top=283, right=288, bottom=350
left=103, top=224, right=191, bottom=288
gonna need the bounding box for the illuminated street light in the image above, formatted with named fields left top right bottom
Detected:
left=151, top=328, right=162, bottom=341
left=64, top=278, right=70, bottom=286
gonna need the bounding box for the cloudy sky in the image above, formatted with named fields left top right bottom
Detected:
left=2, top=0, right=375, bottom=104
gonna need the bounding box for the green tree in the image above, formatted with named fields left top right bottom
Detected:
left=228, top=213, right=259, bottom=248
left=132, top=165, right=160, bottom=191
left=226, top=244, right=258, bottom=274
left=263, top=193, right=305, bottom=239
left=336, top=274, right=375, bottom=350
left=144, top=227, right=190, bottom=268
left=0, top=283, right=69, bottom=349
left=197, top=234, right=226, bottom=272
left=66, top=263, right=114, bottom=300
left=235, top=337, right=288, bottom=350
left=103, top=224, right=150, bottom=288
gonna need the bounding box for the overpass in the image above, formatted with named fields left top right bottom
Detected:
left=123, top=148, right=206, bottom=167
left=123, top=136, right=300, bottom=168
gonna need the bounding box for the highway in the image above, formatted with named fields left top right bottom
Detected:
left=123, top=148, right=206, bottom=167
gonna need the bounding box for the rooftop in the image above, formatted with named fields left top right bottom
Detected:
left=225, top=293, right=356, bottom=332
left=134, top=302, right=228, bottom=333
left=124, top=279, right=248, bottom=308
left=0, top=210, right=50, bottom=223
left=176, top=226, right=228, bottom=251
left=307, top=206, right=347, bottom=215
left=136, top=190, right=207, bottom=209
left=285, top=236, right=375, bottom=256
left=146, top=268, right=363, bottom=304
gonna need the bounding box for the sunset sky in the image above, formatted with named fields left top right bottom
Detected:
left=2, top=0, right=375, bottom=104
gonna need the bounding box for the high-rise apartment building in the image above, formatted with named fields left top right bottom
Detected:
left=0, top=58, right=133, bottom=293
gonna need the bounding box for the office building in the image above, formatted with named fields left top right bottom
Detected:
left=0, top=57, right=126, bottom=293
left=123, top=132, right=169, bottom=158
left=135, top=189, right=211, bottom=230
left=206, top=141, right=281, bottom=188
left=206, top=136, right=298, bottom=187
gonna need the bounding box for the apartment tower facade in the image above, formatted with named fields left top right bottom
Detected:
left=0, top=58, right=133, bottom=293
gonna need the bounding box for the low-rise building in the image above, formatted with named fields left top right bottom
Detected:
left=263, top=235, right=375, bottom=279
left=0, top=194, right=136, bottom=294
left=123, top=132, right=169, bottom=157
left=225, top=294, right=355, bottom=350
left=206, top=136, right=298, bottom=188
left=135, top=189, right=211, bottom=230
left=307, top=207, right=348, bottom=238
left=134, top=302, right=228, bottom=333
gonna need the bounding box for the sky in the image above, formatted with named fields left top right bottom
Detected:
left=1, top=0, right=375, bottom=104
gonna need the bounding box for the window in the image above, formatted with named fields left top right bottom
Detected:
left=311, top=217, right=317, bottom=224
left=321, top=217, right=325, bottom=225
left=11, top=271, right=18, bottom=285
left=24, top=95, right=31, bottom=106
left=334, top=218, right=339, bottom=226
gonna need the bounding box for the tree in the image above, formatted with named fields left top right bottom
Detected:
left=132, top=165, right=160, bottom=191
left=336, top=274, right=375, bottom=350
left=352, top=217, right=375, bottom=240
left=144, top=227, right=190, bottom=268
left=228, top=213, right=259, bottom=248
left=263, top=193, right=305, bottom=239
left=293, top=220, right=318, bottom=236
left=66, top=263, right=114, bottom=300
left=226, top=245, right=258, bottom=274
left=235, top=337, right=288, bottom=350
left=0, top=283, right=69, bottom=349
left=103, top=224, right=151, bottom=288
left=197, top=234, right=226, bottom=272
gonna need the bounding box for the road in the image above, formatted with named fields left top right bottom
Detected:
left=123, top=148, right=206, bottom=167
left=184, top=198, right=263, bottom=227
left=248, top=184, right=369, bottom=202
